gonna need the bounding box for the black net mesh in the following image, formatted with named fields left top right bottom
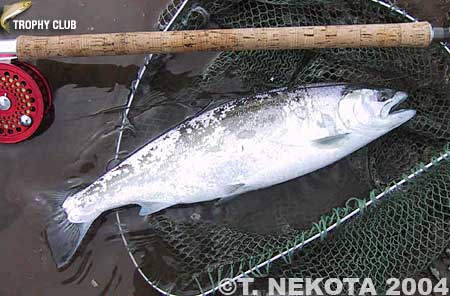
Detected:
left=113, top=0, right=450, bottom=294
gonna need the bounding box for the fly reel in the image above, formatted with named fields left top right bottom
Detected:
left=0, top=58, right=52, bottom=144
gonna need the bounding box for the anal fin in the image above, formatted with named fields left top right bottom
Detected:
left=215, top=183, right=246, bottom=206
left=138, top=202, right=172, bottom=216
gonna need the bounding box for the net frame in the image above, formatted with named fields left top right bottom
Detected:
left=112, top=0, right=450, bottom=295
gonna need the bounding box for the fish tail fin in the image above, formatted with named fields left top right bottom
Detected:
left=40, top=190, right=94, bottom=268
left=1, top=21, right=10, bottom=33
left=47, top=212, right=93, bottom=268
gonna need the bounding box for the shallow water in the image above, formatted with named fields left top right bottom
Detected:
left=0, top=0, right=167, bottom=294
left=0, top=0, right=448, bottom=295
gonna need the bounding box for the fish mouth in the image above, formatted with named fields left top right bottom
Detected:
left=380, top=91, right=411, bottom=118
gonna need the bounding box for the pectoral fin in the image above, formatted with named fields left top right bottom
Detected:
left=312, top=133, right=349, bottom=146
left=224, top=183, right=245, bottom=195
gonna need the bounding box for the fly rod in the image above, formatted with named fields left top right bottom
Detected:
left=0, top=22, right=449, bottom=60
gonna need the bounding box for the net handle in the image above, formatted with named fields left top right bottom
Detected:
left=11, top=22, right=433, bottom=59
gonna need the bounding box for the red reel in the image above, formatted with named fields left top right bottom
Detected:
left=0, top=61, right=53, bottom=144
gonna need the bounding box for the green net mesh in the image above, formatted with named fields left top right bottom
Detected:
left=271, top=157, right=450, bottom=291
left=113, top=0, right=450, bottom=294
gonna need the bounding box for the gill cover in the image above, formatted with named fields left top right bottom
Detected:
left=338, top=88, right=416, bottom=135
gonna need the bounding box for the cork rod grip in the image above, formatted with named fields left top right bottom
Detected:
left=16, top=22, right=432, bottom=59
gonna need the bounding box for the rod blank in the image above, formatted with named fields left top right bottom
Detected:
left=10, top=22, right=434, bottom=60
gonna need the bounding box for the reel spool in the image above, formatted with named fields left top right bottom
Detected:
left=0, top=59, right=52, bottom=144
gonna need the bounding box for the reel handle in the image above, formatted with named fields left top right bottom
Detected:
left=7, top=22, right=436, bottom=59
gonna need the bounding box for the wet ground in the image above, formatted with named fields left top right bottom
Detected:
left=0, top=0, right=449, bottom=295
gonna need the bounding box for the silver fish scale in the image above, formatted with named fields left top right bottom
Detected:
left=64, top=84, right=358, bottom=222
